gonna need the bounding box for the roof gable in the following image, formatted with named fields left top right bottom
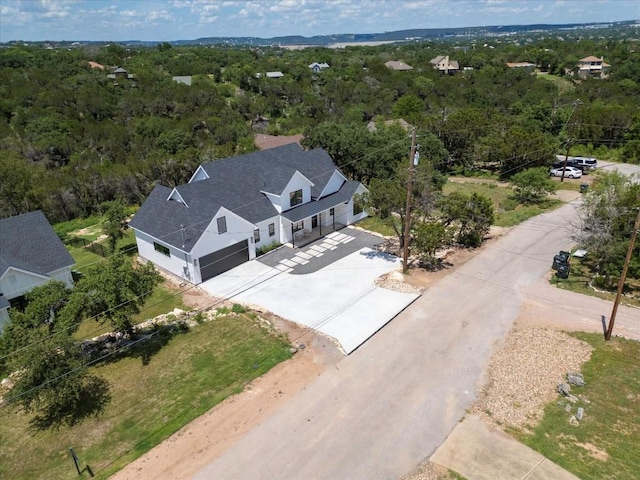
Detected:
left=0, top=211, right=74, bottom=279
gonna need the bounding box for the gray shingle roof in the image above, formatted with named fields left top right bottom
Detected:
left=281, top=181, right=361, bottom=223
left=0, top=211, right=74, bottom=278
left=129, top=144, right=346, bottom=252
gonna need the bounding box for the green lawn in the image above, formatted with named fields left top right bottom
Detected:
left=443, top=181, right=563, bottom=227
left=551, top=258, right=640, bottom=309
left=72, top=283, right=188, bottom=341
left=0, top=314, right=292, bottom=480
left=356, top=215, right=397, bottom=237
left=519, top=333, right=640, bottom=480
left=536, top=72, right=575, bottom=95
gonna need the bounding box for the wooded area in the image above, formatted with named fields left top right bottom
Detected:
left=1, top=31, right=639, bottom=223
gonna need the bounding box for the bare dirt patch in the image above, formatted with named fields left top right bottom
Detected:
left=576, top=442, right=609, bottom=462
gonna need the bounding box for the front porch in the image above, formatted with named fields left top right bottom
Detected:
left=291, top=221, right=346, bottom=248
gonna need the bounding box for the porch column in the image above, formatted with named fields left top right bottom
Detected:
left=319, top=212, right=322, bottom=236
left=291, top=223, right=295, bottom=247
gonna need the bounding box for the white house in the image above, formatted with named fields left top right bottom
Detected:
left=309, top=62, right=330, bottom=73
left=129, top=144, right=368, bottom=284
left=430, top=55, right=460, bottom=74
left=0, top=211, right=75, bottom=329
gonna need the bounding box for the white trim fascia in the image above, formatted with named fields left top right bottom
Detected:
left=167, top=188, right=189, bottom=207
left=188, top=165, right=210, bottom=183
left=0, top=265, right=51, bottom=283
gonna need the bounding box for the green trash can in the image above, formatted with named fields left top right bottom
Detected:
left=580, top=183, right=589, bottom=193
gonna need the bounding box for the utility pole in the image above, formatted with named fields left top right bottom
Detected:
left=560, top=99, right=582, bottom=183
left=403, top=129, right=418, bottom=273
left=605, top=208, right=640, bottom=341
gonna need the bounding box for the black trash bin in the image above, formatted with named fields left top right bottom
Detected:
left=580, top=183, right=589, bottom=193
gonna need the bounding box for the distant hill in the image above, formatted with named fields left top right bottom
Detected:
left=171, top=20, right=637, bottom=47
left=4, top=20, right=637, bottom=47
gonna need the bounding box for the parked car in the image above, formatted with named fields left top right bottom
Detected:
left=552, top=159, right=588, bottom=174
left=550, top=166, right=583, bottom=178
left=574, top=157, right=598, bottom=170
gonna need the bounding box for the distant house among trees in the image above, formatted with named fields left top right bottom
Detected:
left=172, top=75, right=193, bottom=85
left=385, top=60, right=413, bottom=71
left=309, top=62, right=330, bottom=73
left=107, top=67, right=134, bottom=80
left=576, top=56, right=611, bottom=79
left=430, top=55, right=459, bottom=74
left=506, top=62, right=536, bottom=74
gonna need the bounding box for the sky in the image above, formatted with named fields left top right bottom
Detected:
left=0, top=0, right=638, bottom=43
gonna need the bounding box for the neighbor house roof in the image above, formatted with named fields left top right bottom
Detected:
left=385, top=61, right=413, bottom=71
left=0, top=211, right=74, bottom=278
left=579, top=56, right=603, bottom=62
left=506, top=62, right=535, bottom=68
left=129, top=144, right=344, bottom=252
left=172, top=75, right=192, bottom=85
left=255, top=134, right=304, bottom=150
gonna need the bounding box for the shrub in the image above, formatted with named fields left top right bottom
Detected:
left=231, top=304, right=247, bottom=314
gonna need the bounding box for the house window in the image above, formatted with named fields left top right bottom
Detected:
left=269, top=223, right=275, bottom=236
left=289, top=189, right=303, bottom=207
left=329, top=207, right=335, bottom=217
left=153, top=242, right=171, bottom=257
left=217, top=216, right=227, bottom=234
left=293, top=221, right=303, bottom=232
left=254, top=228, right=260, bottom=243
left=353, top=197, right=363, bottom=215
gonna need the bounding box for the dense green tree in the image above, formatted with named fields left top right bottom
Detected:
left=441, top=191, right=494, bottom=247
left=6, top=333, right=110, bottom=430
left=66, top=256, right=161, bottom=335
left=510, top=167, right=558, bottom=203
left=102, top=197, right=128, bottom=252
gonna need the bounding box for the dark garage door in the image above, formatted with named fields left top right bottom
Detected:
left=199, top=240, right=249, bottom=281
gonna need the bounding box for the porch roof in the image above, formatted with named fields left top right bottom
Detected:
left=281, top=181, right=360, bottom=223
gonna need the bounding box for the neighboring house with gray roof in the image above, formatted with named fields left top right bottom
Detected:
left=0, top=211, right=75, bottom=329
left=129, top=143, right=368, bottom=284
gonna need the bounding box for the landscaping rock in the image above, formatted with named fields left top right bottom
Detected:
left=565, top=404, right=572, bottom=413
left=557, top=382, right=571, bottom=396
left=567, top=394, right=579, bottom=404
left=569, top=415, right=579, bottom=426
left=289, top=347, right=298, bottom=354
left=576, top=407, right=585, bottom=421
left=567, top=372, right=586, bottom=386
left=1, top=377, right=13, bottom=388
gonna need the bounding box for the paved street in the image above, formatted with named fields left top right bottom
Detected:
left=195, top=198, right=585, bottom=479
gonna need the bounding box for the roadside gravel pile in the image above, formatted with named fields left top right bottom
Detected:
left=471, top=325, right=593, bottom=432
left=375, top=271, right=424, bottom=294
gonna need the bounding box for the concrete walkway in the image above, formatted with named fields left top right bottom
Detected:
left=431, top=415, right=581, bottom=480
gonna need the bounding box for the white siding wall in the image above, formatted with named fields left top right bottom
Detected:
left=48, top=266, right=74, bottom=288
left=254, top=216, right=281, bottom=250
left=279, top=172, right=313, bottom=212
left=190, top=208, right=256, bottom=284
left=135, top=230, right=194, bottom=282
left=343, top=184, right=369, bottom=225
left=0, top=307, right=9, bottom=332
left=0, top=269, right=48, bottom=300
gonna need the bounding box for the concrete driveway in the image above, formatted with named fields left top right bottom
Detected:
left=200, top=231, right=419, bottom=354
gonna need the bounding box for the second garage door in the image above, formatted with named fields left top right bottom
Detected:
left=199, top=240, right=249, bottom=281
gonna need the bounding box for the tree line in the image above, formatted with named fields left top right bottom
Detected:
left=0, top=34, right=639, bottom=223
